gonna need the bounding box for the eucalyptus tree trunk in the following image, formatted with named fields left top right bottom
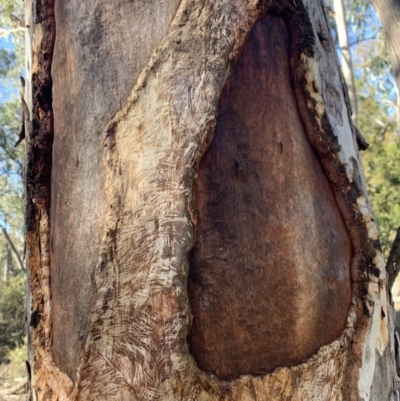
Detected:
left=25, top=0, right=398, bottom=400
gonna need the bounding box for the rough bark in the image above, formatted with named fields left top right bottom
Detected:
left=25, top=0, right=398, bottom=400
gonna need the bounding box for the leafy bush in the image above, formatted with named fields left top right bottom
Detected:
left=0, top=273, right=26, bottom=361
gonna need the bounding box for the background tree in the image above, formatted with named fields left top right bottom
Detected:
left=371, top=0, right=400, bottom=102
left=333, top=0, right=359, bottom=124
left=0, top=0, right=25, bottom=308
left=0, top=0, right=24, bottom=284
left=356, top=0, right=400, bottom=258
left=0, top=0, right=27, bottom=396
left=328, top=0, right=400, bottom=258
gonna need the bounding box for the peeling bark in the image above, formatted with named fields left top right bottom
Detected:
left=25, top=0, right=398, bottom=400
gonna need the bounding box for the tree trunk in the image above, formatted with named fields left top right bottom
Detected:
left=372, top=0, right=400, bottom=108
left=333, top=0, right=358, bottom=125
left=1, top=226, right=25, bottom=272
left=25, top=0, right=398, bottom=400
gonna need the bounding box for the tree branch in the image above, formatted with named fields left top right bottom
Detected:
left=348, top=35, right=377, bottom=48
left=0, top=27, right=25, bottom=36
left=2, top=11, right=24, bottom=27
left=0, top=225, right=24, bottom=271
left=0, top=379, right=27, bottom=396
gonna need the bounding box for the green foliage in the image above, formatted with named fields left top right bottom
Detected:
left=0, top=0, right=26, bottom=361
left=358, top=85, right=400, bottom=255
left=0, top=0, right=24, bottom=31
left=0, top=0, right=24, bottom=71
left=0, top=0, right=24, bottom=256
left=0, top=273, right=26, bottom=360
left=0, top=98, right=24, bottom=174
left=331, top=0, right=400, bottom=259
left=350, top=7, right=400, bottom=258
left=0, top=47, right=15, bottom=75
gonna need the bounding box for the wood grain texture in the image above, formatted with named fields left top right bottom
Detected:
left=25, top=0, right=75, bottom=399
left=188, top=14, right=352, bottom=380
left=26, top=0, right=397, bottom=399
left=51, top=0, right=181, bottom=379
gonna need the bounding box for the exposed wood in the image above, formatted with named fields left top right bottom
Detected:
left=51, top=0, right=181, bottom=379
left=24, top=0, right=75, bottom=399
left=25, top=0, right=398, bottom=399
left=188, top=13, right=351, bottom=380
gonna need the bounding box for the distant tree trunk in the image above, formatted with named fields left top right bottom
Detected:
left=25, top=0, right=398, bottom=400
left=1, top=226, right=24, bottom=272
left=333, top=0, right=358, bottom=124
left=372, top=0, right=400, bottom=108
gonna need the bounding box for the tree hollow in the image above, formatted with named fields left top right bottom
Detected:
left=187, top=14, right=352, bottom=381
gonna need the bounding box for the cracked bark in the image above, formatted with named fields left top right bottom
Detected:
left=25, top=0, right=398, bottom=400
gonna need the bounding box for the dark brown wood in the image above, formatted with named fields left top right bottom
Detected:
left=51, top=0, right=181, bottom=379
left=188, top=14, right=352, bottom=381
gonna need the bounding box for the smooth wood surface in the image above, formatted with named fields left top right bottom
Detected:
left=188, top=14, right=352, bottom=380
left=51, top=0, right=181, bottom=379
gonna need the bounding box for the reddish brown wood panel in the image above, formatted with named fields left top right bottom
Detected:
left=51, top=0, right=181, bottom=379
left=188, top=14, right=352, bottom=381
